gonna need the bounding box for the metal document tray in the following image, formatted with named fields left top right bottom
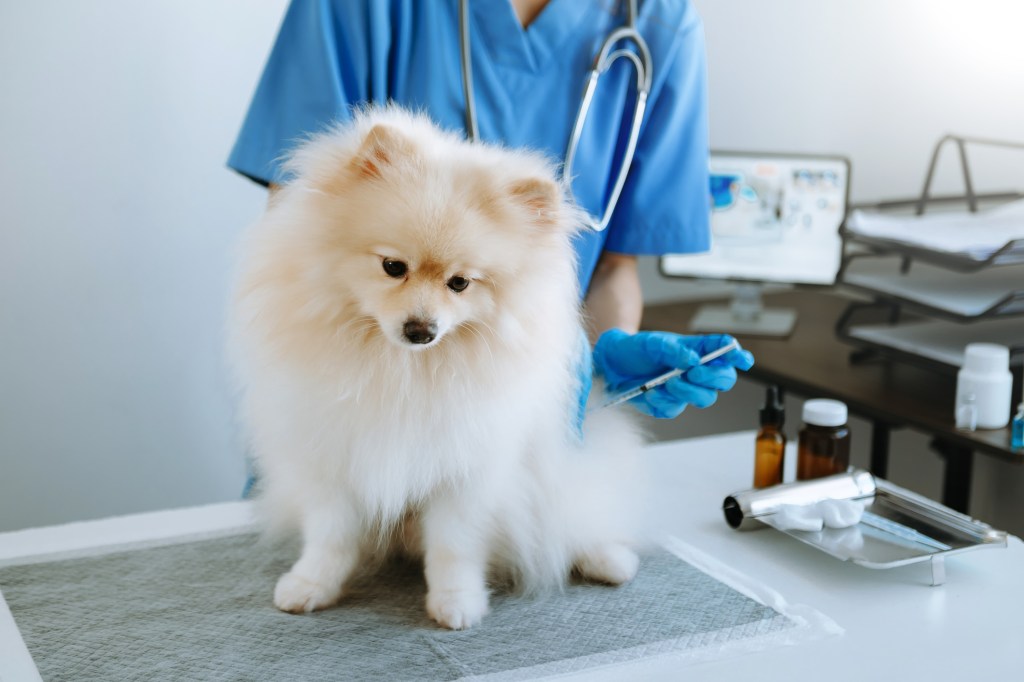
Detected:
left=759, top=477, right=1007, bottom=585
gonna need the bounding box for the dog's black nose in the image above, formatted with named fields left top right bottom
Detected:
left=403, top=319, right=437, bottom=345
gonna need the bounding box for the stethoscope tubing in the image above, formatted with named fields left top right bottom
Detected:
left=458, top=0, right=653, bottom=232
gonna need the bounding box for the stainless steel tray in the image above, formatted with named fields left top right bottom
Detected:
left=724, top=471, right=1008, bottom=585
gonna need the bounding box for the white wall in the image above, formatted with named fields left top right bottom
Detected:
left=703, top=0, right=1024, bottom=200
left=1, top=1, right=1021, bottom=533
left=0, top=1, right=290, bottom=531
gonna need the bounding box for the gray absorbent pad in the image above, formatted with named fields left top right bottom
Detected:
left=0, top=534, right=804, bottom=681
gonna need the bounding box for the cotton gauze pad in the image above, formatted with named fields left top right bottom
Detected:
left=774, top=499, right=864, bottom=532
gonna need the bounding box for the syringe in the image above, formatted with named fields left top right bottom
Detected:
left=598, top=339, right=741, bottom=410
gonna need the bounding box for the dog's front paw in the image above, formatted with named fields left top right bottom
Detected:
left=575, top=544, right=640, bottom=585
left=426, top=588, right=490, bottom=630
left=273, top=571, right=343, bottom=614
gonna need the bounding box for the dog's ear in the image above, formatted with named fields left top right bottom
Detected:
left=508, top=177, right=560, bottom=228
left=351, top=124, right=414, bottom=180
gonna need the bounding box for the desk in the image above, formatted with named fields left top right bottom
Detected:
left=642, top=289, right=1024, bottom=513
left=1, top=432, right=1021, bottom=680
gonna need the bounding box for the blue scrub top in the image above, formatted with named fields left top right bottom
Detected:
left=228, top=0, right=711, bottom=293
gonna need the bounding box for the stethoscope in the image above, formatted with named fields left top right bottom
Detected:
left=458, top=0, right=653, bottom=232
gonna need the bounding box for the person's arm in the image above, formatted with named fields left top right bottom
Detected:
left=583, top=251, right=643, bottom=343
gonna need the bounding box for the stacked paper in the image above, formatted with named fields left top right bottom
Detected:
left=847, top=198, right=1024, bottom=260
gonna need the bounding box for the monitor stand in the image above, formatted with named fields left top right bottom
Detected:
left=689, top=283, right=797, bottom=337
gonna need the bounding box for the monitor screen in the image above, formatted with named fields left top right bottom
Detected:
left=661, top=152, right=850, bottom=285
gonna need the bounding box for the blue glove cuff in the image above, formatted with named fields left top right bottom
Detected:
left=592, top=328, right=630, bottom=390
left=572, top=330, right=594, bottom=441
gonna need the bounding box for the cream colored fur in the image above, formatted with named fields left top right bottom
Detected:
left=228, top=107, right=646, bottom=630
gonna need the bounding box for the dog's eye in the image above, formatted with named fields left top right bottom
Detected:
left=447, top=276, right=470, bottom=293
left=382, top=259, right=407, bottom=278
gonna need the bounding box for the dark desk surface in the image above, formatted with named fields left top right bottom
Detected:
left=642, top=289, right=1022, bottom=464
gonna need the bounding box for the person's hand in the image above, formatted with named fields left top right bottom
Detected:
left=592, top=329, right=755, bottom=419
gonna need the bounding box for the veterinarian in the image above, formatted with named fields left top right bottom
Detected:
left=228, top=0, right=754, bottom=420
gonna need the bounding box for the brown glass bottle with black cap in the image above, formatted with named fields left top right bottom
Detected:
left=754, top=385, right=786, bottom=488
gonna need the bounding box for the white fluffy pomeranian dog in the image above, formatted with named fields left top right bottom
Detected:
left=228, top=107, right=647, bottom=630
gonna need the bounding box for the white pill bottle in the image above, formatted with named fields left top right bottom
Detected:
left=955, top=343, right=1013, bottom=429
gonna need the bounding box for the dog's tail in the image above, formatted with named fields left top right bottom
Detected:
left=490, top=405, right=650, bottom=593
left=566, top=403, right=652, bottom=557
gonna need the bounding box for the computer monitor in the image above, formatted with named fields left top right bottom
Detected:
left=660, top=151, right=850, bottom=336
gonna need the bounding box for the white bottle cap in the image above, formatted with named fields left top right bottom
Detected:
left=962, top=343, right=1010, bottom=375
left=803, top=399, right=848, bottom=427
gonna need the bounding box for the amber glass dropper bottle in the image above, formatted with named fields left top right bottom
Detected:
left=754, top=385, right=786, bottom=488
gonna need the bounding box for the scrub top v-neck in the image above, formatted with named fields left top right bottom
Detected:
left=228, top=0, right=712, bottom=293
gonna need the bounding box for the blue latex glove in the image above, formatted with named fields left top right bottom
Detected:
left=593, top=329, right=755, bottom=419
